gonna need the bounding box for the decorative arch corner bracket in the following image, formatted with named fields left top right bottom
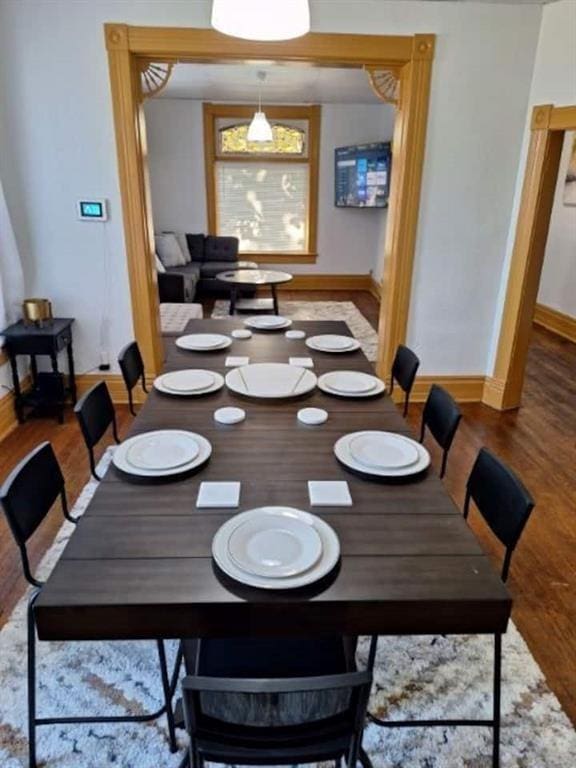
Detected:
left=364, top=67, right=400, bottom=107
left=139, top=60, right=174, bottom=100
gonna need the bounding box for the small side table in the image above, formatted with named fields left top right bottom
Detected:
left=2, top=318, right=77, bottom=424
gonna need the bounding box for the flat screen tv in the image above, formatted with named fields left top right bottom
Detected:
left=335, top=142, right=391, bottom=208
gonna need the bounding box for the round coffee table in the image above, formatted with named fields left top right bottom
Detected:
left=216, top=269, right=293, bottom=315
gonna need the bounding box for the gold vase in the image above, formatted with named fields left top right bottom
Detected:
left=22, top=298, right=53, bottom=326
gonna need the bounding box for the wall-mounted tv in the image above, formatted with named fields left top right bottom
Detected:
left=335, top=142, right=391, bottom=208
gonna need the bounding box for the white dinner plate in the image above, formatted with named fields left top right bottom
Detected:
left=244, top=315, right=293, bottom=330
left=154, top=370, right=224, bottom=396
left=334, top=431, right=430, bottom=478
left=113, top=430, right=212, bottom=478
left=349, top=432, right=420, bottom=470
left=227, top=508, right=323, bottom=578
left=226, top=363, right=317, bottom=400
left=212, top=507, right=340, bottom=589
left=126, top=431, right=199, bottom=471
left=306, top=335, right=360, bottom=353
left=321, top=371, right=376, bottom=394
left=176, top=333, right=232, bottom=351
left=317, top=372, right=385, bottom=398
left=160, top=370, right=215, bottom=392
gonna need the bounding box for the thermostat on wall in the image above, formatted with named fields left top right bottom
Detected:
left=77, top=199, right=108, bottom=221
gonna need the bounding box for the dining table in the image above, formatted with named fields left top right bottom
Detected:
left=34, top=318, right=511, bottom=765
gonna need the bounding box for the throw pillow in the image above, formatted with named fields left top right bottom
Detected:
left=154, top=254, right=166, bottom=273
left=155, top=233, right=187, bottom=268
left=176, top=233, right=192, bottom=263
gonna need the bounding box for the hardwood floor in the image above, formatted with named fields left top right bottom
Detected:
left=0, top=291, right=574, bottom=726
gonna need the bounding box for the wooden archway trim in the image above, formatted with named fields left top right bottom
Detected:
left=484, top=104, right=576, bottom=410
left=105, top=24, right=435, bottom=378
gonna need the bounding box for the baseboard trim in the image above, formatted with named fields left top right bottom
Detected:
left=533, top=303, right=576, bottom=343
left=0, top=387, right=19, bottom=443
left=275, top=274, right=373, bottom=292
left=408, top=375, right=486, bottom=404
left=76, top=373, right=143, bottom=405
left=368, top=276, right=382, bottom=302
left=0, top=375, right=31, bottom=443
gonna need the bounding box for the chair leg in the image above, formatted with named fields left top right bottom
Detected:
left=359, top=747, right=374, bottom=768
left=463, top=490, right=471, bottom=520
left=178, top=752, right=191, bottom=768
left=157, top=640, right=178, bottom=753
left=493, top=634, right=502, bottom=768
left=88, top=446, right=100, bottom=481
left=403, top=392, right=409, bottom=417
left=61, top=488, right=78, bottom=524
left=440, top=448, right=449, bottom=479
left=501, top=548, right=513, bottom=583
left=419, top=420, right=425, bottom=443
left=128, top=388, right=136, bottom=417
left=112, top=414, right=121, bottom=443
left=27, top=600, right=37, bottom=768
left=141, top=374, right=148, bottom=394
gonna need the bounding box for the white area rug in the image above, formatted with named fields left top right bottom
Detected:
left=212, top=299, right=379, bottom=362
left=1, top=396, right=575, bottom=766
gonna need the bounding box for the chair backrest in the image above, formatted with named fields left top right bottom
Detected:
left=422, top=384, right=462, bottom=452
left=391, top=344, right=420, bottom=394
left=466, top=448, right=535, bottom=549
left=118, top=341, right=145, bottom=393
left=181, top=669, right=373, bottom=760
left=0, top=442, right=64, bottom=584
left=74, top=381, right=115, bottom=449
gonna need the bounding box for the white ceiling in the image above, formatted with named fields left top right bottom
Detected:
left=159, top=63, right=382, bottom=104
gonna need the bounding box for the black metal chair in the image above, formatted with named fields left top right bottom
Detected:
left=389, top=344, right=420, bottom=417
left=74, top=381, right=120, bottom=480
left=464, top=447, right=535, bottom=582
left=118, top=340, right=148, bottom=416
left=419, top=384, right=462, bottom=478
left=178, top=635, right=377, bottom=768
left=0, top=442, right=180, bottom=768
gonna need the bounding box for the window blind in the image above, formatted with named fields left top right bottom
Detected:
left=215, top=162, right=309, bottom=252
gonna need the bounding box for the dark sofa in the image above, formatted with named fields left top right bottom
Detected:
left=158, top=234, right=258, bottom=303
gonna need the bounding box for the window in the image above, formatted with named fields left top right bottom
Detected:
left=203, top=104, right=320, bottom=261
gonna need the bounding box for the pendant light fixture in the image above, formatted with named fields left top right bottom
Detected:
left=247, top=71, right=273, bottom=143
left=211, top=0, right=310, bottom=42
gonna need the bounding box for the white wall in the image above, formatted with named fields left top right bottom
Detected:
left=538, top=131, right=576, bottom=317
left=489, top=0, right=576, bottom=364
left=144, top=98, right=393, bottom=276
left=0, top=0, right=542, bottom=376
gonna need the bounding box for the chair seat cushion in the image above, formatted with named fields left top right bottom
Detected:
left=166, top=262, right=201, bottom=279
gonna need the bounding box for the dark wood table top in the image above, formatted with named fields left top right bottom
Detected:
left=35, top=320, right=511, bottom=641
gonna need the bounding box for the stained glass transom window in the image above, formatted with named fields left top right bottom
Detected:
left=219, top=123, right=305, bottom=155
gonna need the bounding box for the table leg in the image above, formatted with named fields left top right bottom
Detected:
left=271, top=284, right=279, bottom=315
left=492, top=633, right=502, bottom=768
left=9, top=353, right=24, bottom=423
left=67, top=338, right=77, bottom=404
left=30, top=355, right=38, bottom=388
left=229, top=286, right=237, bottom=316
left=50, top=353, right=64, bottom=424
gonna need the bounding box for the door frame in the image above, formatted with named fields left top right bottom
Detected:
left=104, top=24, right=435, bottom=376
left=484, top=104, right=576, bottom=410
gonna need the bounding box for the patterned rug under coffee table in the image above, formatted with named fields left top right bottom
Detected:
left=0, top=443, right=574, bottom=766
left=212, top=299, right=379, bottom=362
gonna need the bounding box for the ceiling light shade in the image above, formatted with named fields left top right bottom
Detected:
left=211, top=0, right=310, bottom=42
left=247, top=111, right=273, bottom=142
